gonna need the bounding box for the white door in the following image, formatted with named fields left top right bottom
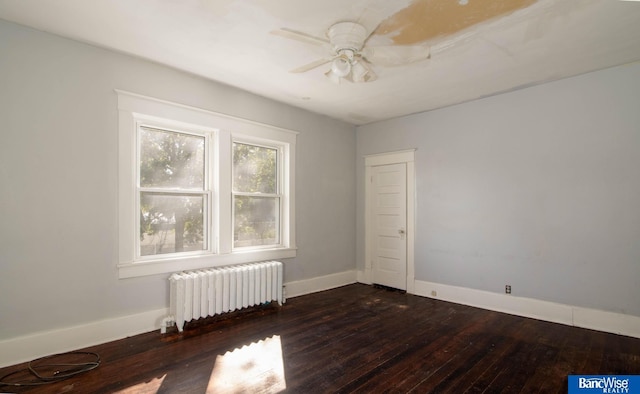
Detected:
left=371, top=163, right=407, bottom=290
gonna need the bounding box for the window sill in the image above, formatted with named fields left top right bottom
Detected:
left=118, top=248, right=296, bottom=279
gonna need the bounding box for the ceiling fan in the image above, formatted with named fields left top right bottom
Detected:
left=272, top=21, right=430, bottom=84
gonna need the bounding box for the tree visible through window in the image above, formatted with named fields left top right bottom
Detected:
left=233, top=142, right=280, bottom=248
left=139, top=126, right=207, bottom=256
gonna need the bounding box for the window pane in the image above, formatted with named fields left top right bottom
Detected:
left=233, top=143, right=277, bottom=193
left=140, top=127, right=205, bottom=189
left=234, top=196, right=279, bottom=248
left=140, top=193, right=206, bottom=256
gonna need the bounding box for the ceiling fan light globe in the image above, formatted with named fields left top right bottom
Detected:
left=324, top=69, right=342, bottom=84
left=331, top=57, right=351, bottom=77
left=351, top=61, right=368, bottom=82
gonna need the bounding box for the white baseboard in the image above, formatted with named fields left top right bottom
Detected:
left=412, top=279, right=640, bottom=339
left=0, top=308, right=168, bottom=368
left=0, top=271, right=358, bottom=369
left=285, top=270, right=357, bottom=299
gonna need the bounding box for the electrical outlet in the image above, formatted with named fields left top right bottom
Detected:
left=431, top=290, right=437, bottom=297
left=505, top=285, right=511, bottom=294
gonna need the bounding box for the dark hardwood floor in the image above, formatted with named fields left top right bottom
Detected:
left=1, top=283, right=639, bottom=393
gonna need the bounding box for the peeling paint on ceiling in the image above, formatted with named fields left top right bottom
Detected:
left=375, top=0, right=537, bottom=45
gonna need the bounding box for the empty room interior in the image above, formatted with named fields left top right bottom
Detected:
left=1, top=0, right=640, bottom=392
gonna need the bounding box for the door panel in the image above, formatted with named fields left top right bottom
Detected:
left=371, top=163, right=407, bottom=290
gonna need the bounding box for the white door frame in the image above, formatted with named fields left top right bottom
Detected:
left=363, top=149, right=416, bottom=294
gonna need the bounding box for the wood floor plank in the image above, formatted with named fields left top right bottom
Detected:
left=1, top=284, right=639, bottom=393
left=432, top=316, right=525, bottom=393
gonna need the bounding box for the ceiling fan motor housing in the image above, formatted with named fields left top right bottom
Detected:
left=327, top=22, right=367, bottom=54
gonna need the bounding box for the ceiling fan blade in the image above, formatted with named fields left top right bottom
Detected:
left=271, top=28, right=330, bottom=48
left=290, top=57, right=332, bottom=73
left=362, top=45, right=430, bottom=66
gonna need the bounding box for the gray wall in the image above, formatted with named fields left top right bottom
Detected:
left=357, top=62, right=640, bottom=317
left=0, top=20, right=356, bottom=340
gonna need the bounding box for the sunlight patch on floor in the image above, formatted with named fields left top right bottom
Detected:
left=113, top=374, right=166, bottom=393
left=207, top=335, right=286, bottom=394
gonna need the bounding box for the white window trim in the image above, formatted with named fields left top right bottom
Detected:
left=117, top=90, right=297, bottom=278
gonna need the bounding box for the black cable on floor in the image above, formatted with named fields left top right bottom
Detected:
left=0, top=351, right=100, bottom=387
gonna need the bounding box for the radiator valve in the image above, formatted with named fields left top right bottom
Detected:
left=160, top=316, right=175, bottom=334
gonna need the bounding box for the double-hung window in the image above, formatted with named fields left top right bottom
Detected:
left=233, top=142, right=280, bottom=249
left=138, top=126, right=209, bottom=257
left=117, top=91, right=296, bottom=278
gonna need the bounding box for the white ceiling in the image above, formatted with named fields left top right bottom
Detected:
left=1, top=0, right=640, bottom=125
